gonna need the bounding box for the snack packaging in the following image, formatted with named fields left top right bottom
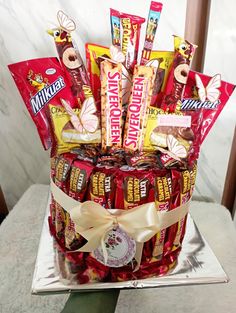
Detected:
left=183, top=70, right=235, bottom=144
left=69, top=160, right=94, bottom=201
left=49, top=101, right=101, bottom=155
left=123, top=65, right=157, bottom=152
left=85, top=43, right=110, bottom=103
left=148, top=50, right=174, bottom=105
left=100, top=59, right=123, bottom=152
left=87, top=167, right=117, bottom=209
left=8, top=57, right=76, bottom=150
left=115, top=168, right=155, bottom=210
left=110, top=9, right=121, bottom=48
left=160, top=36, right=197, bottom=112
left=47, top=11, right=94, bottom=109
left=54, top=153, right=76, bottom=193
left=140, top=2, right=163, bottom=65
left=120, top=11, right=145, bottom=72
left=152, top=171, right=172, bottom=260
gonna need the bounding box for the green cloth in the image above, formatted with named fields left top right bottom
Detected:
left=61, top=290, right=120, bottom=313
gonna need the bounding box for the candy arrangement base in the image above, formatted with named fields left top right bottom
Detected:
left=31, top=201, right=228, bottom=293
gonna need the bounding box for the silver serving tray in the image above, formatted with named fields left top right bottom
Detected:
left=32, top=198, right=228, bottom=294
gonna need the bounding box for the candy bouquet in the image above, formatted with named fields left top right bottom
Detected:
left=8, top=2, right=234, bottom=285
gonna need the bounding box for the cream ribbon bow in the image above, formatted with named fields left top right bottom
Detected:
left=51, top=179, right=190, bottom=269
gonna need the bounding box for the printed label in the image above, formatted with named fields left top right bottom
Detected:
left=124, top=177, right=149, bottom=203
left=124, top=77, right=146, bottom=149
left=70, top=167, right=87, bottom=193
left=93, top=226, right=136, bottom=267
left=181, top=98, right=220, bottom=110
left=157, top=114, right=191, bottom=127
left=30, top=77, right=65, bottom=115
left=107, top=70, right=122, bottom=145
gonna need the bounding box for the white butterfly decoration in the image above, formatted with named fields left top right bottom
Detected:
left=195, top=73, right=221, bottom=102
left=109, top=45, right=132, bottom=104
left=57, top=10, right=76, bottom=32
left=155, top=134, right=187, bottom=161
left=61, top=98, right=99, bottom=133
left=110, top=45, right=125, bottom=63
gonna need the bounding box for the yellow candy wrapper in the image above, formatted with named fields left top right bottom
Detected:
left=50, top=104, right=101, bottom=155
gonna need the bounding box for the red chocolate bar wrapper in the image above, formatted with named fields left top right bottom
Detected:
left=160, top=36, right=197, bottom=113
left=55, top=153, right=77, bottom=193
left=50, top=156, right=59, bottom=180
left=69, top=160, right=94, bottom=201
left=163, top=169, right=181, bottom=255
left=140, top=2, right=163, bottom=65
left=100, top=60, right=123, bottom=152
left=183, top=70, right=235, bottom=144
left=110, top=9, right=121, bottom=48
left=120, top=12, right=145, bottom=72
left=115, top=168, right=155, bottom=210
left=152, top=171, right=172, bottom=260
left=55, top=201, right=66, bottom=243
left=85, top=43, right=110, bottom=104
left=172, top=169, right=191, bottom=250
left=48, top=14, right=95, bottom=109
left=87, top=167, right=117, bottom=209
left=8, top=57, right=76, bottom=150
left=123, top=65, right=157, bottom=152
left=64, top=211, right=85, bottom=251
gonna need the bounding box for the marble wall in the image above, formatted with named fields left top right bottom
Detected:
left=0, top=0, right=235, bottom=212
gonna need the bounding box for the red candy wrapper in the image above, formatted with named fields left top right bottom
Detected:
left=110, top=9, right=121, bottom=48
left=48, top=11, right=95, bottom=109
left=69, top=160, right=94, bottom=201
left=85, top=43, right=110, bottom=104
left=152, top=171, right=172, bottom=260
left=55, top=153, right=76, bottom=193
left=183, top=70, right=235, bottom=144
left=140, top=2, right=163, bottom=65
left=115, top=168, right=155, bottom=210
left=120, top=11, right=145, bottom=72
left=8, top=57, right=76, bottom=150
left=87, top=167, right=117, bottom=209
left=160, top=36, right=197, bottom=113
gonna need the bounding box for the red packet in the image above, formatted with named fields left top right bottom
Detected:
left=183, top=70, right=235, bottom=144
left=115, top=168, right=155, bottom=210
left=8, top=57, right=76, bottom=150
left=69, top=160, right=94, bottom=201
left=120, top=11, right=145, bottom=72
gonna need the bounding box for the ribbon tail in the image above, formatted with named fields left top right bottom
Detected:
left=133, top=242, right=144, bottom=272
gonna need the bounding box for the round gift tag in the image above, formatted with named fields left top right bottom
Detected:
left=92, top=227, right=136, bottom=267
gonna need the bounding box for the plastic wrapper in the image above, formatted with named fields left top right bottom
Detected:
left=48, top=11, right=93, bottom=108
left=100, top=59, right=123, bottom=152
left=152, top=171, right=172, bottom=260
left=49, top=103, right=101, bottom=155
left=110, top=9, right=121, bottom=48
left=160, top=36, right=197, bottom=113
left=115, top=168, right=155, bottom=210
left=87, top=167, right=117, bottom=209
left=123, top=65, right=157, bottom=152
left=69, top=160, right=94, bottom=201
left=119, top=11, right=145, bottom=72
left=8, top=57, right=76, bottom=150
left=148, top=50, right=174, bottom=106
left=140, top=2, right=163, bottom=65
left=85, top=43, right=110, bottom=103
left=183, top=70, right=235, bottom=144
